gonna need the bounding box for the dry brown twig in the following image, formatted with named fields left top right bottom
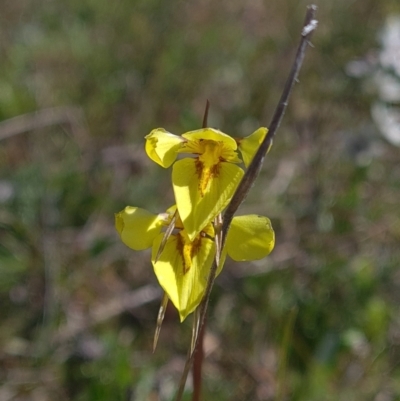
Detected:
left=53, top=284, right=161, bottom=344
left=174, top=5, right=318, bottom=400
left=0, top=106, right=89, bottom=148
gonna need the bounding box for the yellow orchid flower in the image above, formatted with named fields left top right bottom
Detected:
left=115, top=206, right=275, bottom=321
left=145, top=127, right=268, bottom=241
left=115, top=205, right=216, bottom=321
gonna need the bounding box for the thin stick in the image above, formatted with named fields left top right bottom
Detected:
left=192, top=313, right=206, bottom=401
left=202, top=100, right=210, bottom=128
left=223, top=6, right=318, bottom=226
left=54, top=284, right=161, bottom=344
left=0, top=106, right=89, bottom=147
left=153, top=292, right=170, bottom=352
left=154, top=211, right=177, bottom=262
left=174, top=5, right=318, bottom=400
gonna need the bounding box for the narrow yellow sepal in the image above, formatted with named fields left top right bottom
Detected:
left=237, top=127, right=269, bottom=167
left=225, top=215, right=275, bottom=261
left=145, top=128, right=185, bottom=168
left=115, top=206, right=165, bottom=250
left=172, top=158, right=244, bottom=240
left=152, top=231, right=216, bottom=321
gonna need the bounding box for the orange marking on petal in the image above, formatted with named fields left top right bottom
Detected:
left=195, top=158, right=221, bottom=197
left=176, top=232, right=202, bottom=274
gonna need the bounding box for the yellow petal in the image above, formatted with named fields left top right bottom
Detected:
left=182, top=128, right=238, bottom=150
left=115, top=206, right=165, bottom=250
left=225, top=215, right=275, bottom=261
left=152, top=231, right=216, bottom=321
left=180, top=138, right=241, bottom=164
left=237, top=127, right=268, bottom=167
left=172, top=158, right=244, bottom=240
left=145, top=128, right=185, bottom=168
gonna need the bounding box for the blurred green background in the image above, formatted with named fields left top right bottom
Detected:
left=1, top=0, right=400, bottom=400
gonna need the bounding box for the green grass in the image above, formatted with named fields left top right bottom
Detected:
left=1, top=0, right=400, bottom=399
